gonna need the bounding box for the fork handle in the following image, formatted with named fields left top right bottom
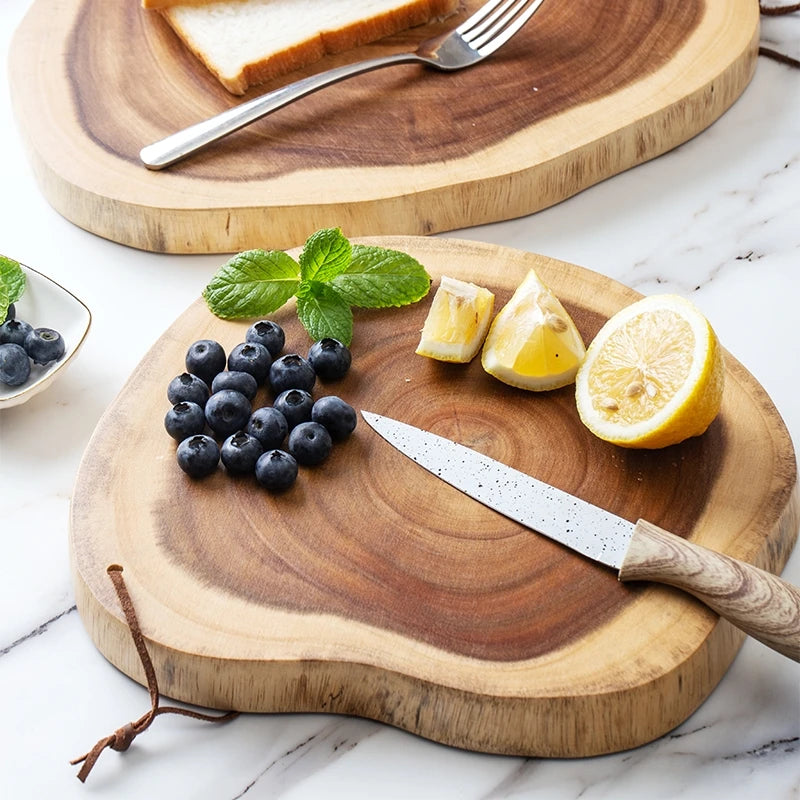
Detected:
left=140, top=53, right=420, bottom=170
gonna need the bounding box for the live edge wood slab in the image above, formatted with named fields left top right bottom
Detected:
left=70, top=237, right=799, bottom=757
left=10, top=0, right=759, bottom=253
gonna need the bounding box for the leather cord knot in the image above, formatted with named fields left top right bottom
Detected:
left=109, top=723, right=136, bottom=752
left=70, top=565, right=238, bottom=783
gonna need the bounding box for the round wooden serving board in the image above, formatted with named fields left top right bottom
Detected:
left=70, top=237, right=799, bottom=757
left=10, top=0, right=759, bottom=253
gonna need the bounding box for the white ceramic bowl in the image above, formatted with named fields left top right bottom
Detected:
left=0, top=264, right=91, bottom=408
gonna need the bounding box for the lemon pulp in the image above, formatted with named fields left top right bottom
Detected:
left=481, top=269, right=586, bottom=391
left=416, top=276, right=495, bottom=363
left=575, top=294, right=725, bottom=448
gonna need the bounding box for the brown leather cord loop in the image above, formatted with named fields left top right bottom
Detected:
left=759, top=4, right=800, bottom=68
left=70, top=565, right=238, bottom=783
left=759, top=2, right=800, bottom=14
left=759, top=46, right=800, bottom=67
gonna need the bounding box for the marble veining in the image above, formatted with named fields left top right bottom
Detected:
left=1, top=2, right=798, bottom=798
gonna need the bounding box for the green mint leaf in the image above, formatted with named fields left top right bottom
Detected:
left=296, top=281, right=354, bottom=345
left=203, top=249, right=300, bottom=319
left=0, top=281, right=8, bottom=325
left=299, top=227, right=352, bottom=282
left=0, top=255, right=26, bottom=302
left=330, top=244, right=430, bottom=308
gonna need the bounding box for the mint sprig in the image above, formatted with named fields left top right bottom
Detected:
left=203, top=229, right=430, bottom=346
left=0, top=255, right=26, bottom=323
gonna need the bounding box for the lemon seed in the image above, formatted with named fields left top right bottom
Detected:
left=625, top=381, right=644, bottom=397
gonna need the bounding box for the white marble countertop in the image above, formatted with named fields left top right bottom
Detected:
left=1, top=2, right=798, bottom=798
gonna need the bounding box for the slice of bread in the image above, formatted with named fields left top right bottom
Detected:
left=151, top=0, right=460, bottom=95
left=142, top=1, right=218, bottom=8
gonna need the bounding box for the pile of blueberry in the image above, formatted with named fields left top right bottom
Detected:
left=0, top=303, right=66, bottom=387
left=165, top=319, right=357, bottom=491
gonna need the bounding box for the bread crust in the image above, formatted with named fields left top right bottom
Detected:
left=155, top=0, right=460, bottom=95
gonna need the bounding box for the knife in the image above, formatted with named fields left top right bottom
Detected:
left=360, top=411, right=800, bottom=661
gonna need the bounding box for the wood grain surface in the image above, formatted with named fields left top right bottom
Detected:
left=69, top=237, right=799, bottom=757
left=9, top=0, right=759, bottom=253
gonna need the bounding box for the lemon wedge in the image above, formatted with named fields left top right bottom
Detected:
left=481, top=269, right=586, bottom=391
left=575, top=294, right=725, bottom=449
left=416, top=276, right=495, bottom=363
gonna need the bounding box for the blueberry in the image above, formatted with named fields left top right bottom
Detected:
left=273, top=388, right=313, bottom=429
left=246, top=406, right=288, bottom=449
left=246, top=320, right=285, bottom=358
left=269, top=353, right=316, bottom=394
left=0, top=318, right=33, bottom=346
left=24, top=327, right=65, bottom=365
left=4, top=303, right=15, bottom=322
left=255, top=449, right=298, bottom=491
left=185, top=339, right=226, bottom=386
left=221, top=431, right=264, bottom=475
left=288, top=421, right=333, bottom=466
left=204, top=389, right=251, bottom=437
left=311, top=396, right=357, bottom=441
left=308, top=338, right=351, bottom=381
left=176, top=434, right=219, bottom=478
left=0, top=342, right=31, bottom=386
left=164, top=401, right=206, bottom=441
left=228, top=342, right=272, bottom=385
left=168, top=372, right=210, bottom=407
left=211, top=370, right=258, bottom=401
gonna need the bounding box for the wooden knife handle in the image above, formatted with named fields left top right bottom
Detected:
left=619, top=519, right=800, bottom=661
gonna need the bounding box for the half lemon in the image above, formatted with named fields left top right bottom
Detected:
left=575, top=294, right=725, bottom=449
left=416, top=276, right=495, bottom=363
left=481, top=269, right=586, bottom=391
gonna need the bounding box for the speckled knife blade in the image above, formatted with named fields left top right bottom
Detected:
left=361, top=410, right=634, bottom=569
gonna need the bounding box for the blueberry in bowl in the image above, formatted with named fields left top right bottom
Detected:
left=24, top=327, right=66, bottom=365
left=0, top=343, right=31, bottom=386
left=0, top=318, right=33, bottom=346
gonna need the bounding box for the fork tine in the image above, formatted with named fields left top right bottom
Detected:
left=458, top=0, right=519, bottom=39
left=455, top=0, right=508, bottom=35
left=470, top=0, right=547, bottom=55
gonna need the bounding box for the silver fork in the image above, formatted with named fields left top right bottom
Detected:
left=140, top=0, right=547, bottom=170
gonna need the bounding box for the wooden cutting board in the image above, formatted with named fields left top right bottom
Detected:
left=9, top=0, right=758, bottom=254
left=70, top=237, right=799, bottom=757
